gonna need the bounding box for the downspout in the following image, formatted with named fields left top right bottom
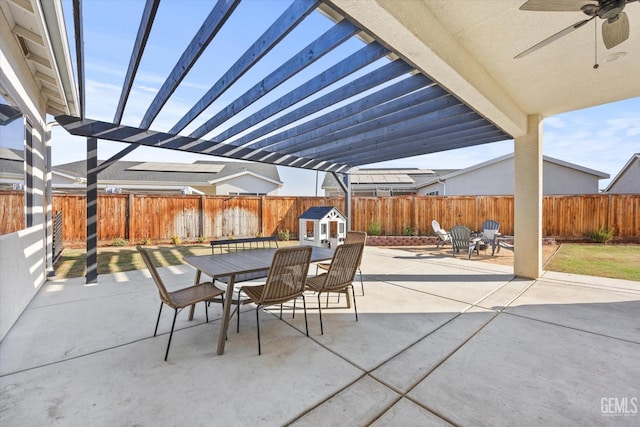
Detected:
left=437, top=179, right=446, bottom=196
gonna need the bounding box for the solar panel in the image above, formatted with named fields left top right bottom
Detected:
left=127, top=162, right=224, bottom=173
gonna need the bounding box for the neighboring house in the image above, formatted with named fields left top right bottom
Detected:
left=322, top=168, right=456, bottom=196
left=0, top=147, right=25, bottom=190
left=51, top=160, right=283, bottom=195
left=418, top=154, right=609, bottom=196
left=604, top=153, right=640, bottom=194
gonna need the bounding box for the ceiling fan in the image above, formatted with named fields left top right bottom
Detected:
left=514, top=0, right=637, bottom=59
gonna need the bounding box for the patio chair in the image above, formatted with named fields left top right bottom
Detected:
left=480, top=219, right=500, bottom=254
left=306, top=243, right=363, bottom=335
left=238, top=246, right=312, bottom=355
left=315, top=231, right=367, bottom=295
left=432, top=220, right=451, bottom=249
left=449, top=225, right=479, bottom=259
left=136, top=245, right=225, bottom=361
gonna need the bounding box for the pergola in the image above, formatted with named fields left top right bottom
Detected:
left=48, top=0, right=640, bottom=282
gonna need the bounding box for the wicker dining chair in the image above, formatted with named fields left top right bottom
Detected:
left=306, top=242, right=363, bottom=335
left=238, top=246, right=313, bottom=355
left=315, top=231, right=367, bottom=295
left=137, top=246, right=225, bottom=361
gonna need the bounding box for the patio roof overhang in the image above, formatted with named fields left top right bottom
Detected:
left=55, top=0, right=511, bottom=173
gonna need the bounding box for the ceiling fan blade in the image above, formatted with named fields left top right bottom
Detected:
left=514, top=17, right=594, bottom=58
left=519, top=0, right=597, bottom=12
left=602, top=12, right=630, bottom=48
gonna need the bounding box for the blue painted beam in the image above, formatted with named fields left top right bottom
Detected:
left=314, top=113, right=486, bottom=162
left=72, top=0, right=85, bottom=118
left=189, top=19, right=360, bottom=138
left=54, top=115, right=352, bottom=173
left=139, top=0, right=241, bottom=129
left=245, top=73, right=430, bottom=152
left=169, top=0, right=318, bottom=134
left=212, top=41, right=389, bottom=143
left=276, top=93, right=462, bottom=156
left=225, top=59, right=414, bottom=150
left=337, top=123, right=506, bottom=165
left=267, top=86, right=450, bottom=155
left=113, top=0, right=159, bottom=125
left=348, top=128, right=508, bottom=165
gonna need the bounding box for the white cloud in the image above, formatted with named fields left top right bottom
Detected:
left=543, top=117, right=564, bottom=129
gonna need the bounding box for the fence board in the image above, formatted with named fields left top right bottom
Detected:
left=2, top=193, right=639, bottom=242
left=0, top=192, right=24, bottom=235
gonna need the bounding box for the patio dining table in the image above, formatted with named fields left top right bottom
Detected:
left=183, top=246, right=335, bottom=355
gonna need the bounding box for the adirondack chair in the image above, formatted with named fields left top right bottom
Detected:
left=449, top=225, right=479, bottom=259
left=480, top=219, right=500, bottom=254
left=432, top=220, right=451, bottom=249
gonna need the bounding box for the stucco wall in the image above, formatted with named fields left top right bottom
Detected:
left=445, top=158, right=513, bottom=195
left=216, top=174, right=279, bottom=195
left=608, top=158, right=640, bottom=194
left=542, top=161, right=600, bottom=194
left=1, top=12, right=50, bottom=341
left=0, top=227, right=47, bottom=340
left=420, top=158, right=603, bottom=196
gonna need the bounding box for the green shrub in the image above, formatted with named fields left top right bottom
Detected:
left=368, top=222, right=381, bottom=236
left=197, top=235, right=206, bottom=243
left=277, top=229, right=290, bottom=241
left=171, top=235, right=182, bottom=245
left=589, top=228, right=612, bottom=243
left=112, top=238, right=128, bottom=247
left=141, top=237, right=152, bottom=245
left=403, top=225, right=416, bottom=236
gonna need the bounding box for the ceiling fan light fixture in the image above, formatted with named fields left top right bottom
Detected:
left=603, top=51, right=627, bottom=62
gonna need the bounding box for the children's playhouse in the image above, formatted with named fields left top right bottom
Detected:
left=298, top=206, right=347, bottom=248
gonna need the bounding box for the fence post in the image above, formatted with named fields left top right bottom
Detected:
left=200, top=195, right=206, bottom=239
left=128, top=193, right=134, bottom=243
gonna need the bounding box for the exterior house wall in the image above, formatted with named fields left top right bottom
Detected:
left=0, top=15, right=49, bottom=341
left=417, top=181, right=445, bottom=196
left=215, top=174, right=279, bottom=195
left=445, top=159, right=513, bottom=196
left=542, top=161, right=599, bottom=194
left=607, top=158, right=640, bottom=194
left=419, top=157, right=604, bottom=196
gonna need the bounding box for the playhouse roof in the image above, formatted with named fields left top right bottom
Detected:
left=299, top=206, right=345, bottom=221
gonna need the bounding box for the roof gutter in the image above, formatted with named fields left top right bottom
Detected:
left=39, top=0, right=79, bottom=116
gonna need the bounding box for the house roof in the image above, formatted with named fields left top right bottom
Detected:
left=322, top=167, right=454, bottom=192
left=423, top=153, right=609, bottom=186
left=604, top=153, right=640, bottom=192
left=0, top=147, right=24, bottom=180
left=0, top=0, right=78, bottom=116
left=53, top=160, right=282, bottom=187
left=299, top=206, right=345, bottom=220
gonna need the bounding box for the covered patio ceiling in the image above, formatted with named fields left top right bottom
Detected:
left=54, top=0, right=513, bottom=174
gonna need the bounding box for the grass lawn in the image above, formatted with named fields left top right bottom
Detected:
left=544, top=244, right=640, bottom=281
left=53, top=242, right=640, bottom=282
left=53, top=242, right=300, bottom=279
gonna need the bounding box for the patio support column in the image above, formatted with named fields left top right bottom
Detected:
left=86, top=137, right=98, bottom=284
left=344, top=173, right=351, bottom=231
left=44, top=122, right=56, bottom=277
left=513, top=114, right=543, bottom=279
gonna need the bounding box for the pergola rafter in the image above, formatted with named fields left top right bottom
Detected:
left=57, top=0, right=512, bottom=283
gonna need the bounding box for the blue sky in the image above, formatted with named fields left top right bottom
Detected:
left=49, top=0, right=640, bottom=194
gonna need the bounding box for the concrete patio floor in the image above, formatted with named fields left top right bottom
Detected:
left=1, top=246, right=638, bottom=426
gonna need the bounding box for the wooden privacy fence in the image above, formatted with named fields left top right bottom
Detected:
left=1, top=192, right=638, bottom=242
